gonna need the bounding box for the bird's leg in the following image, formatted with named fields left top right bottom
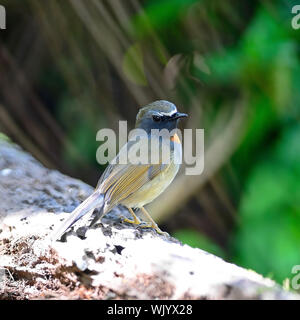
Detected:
left=139, top=207, right=168, bottom=236
left=122, top=207, right=142, bottom=225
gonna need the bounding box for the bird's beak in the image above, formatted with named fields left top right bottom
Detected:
left=173, top=112, right=188, bottom=120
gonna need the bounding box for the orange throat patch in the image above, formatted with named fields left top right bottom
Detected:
left=171, top=133, right=180, bottom=144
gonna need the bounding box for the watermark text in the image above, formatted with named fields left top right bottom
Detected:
left=96, top=121, right=204, bottom=175
left=0, top=5, right=6, bottom=30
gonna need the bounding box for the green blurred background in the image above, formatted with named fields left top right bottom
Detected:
left=0, top=0, right=299, bottom=287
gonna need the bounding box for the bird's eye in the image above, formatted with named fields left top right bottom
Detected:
left=152, top=115, right=161, bottom=122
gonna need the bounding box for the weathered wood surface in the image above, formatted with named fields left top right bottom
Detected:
left=0, top=139, right=298, bottom=299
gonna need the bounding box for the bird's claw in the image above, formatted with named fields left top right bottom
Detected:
left=121, top=215, right=141, bottom=225
left=140, top=222, right=169, bottom=236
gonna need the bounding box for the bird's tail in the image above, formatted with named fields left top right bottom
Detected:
left=50, top=191, right=104, bottom=241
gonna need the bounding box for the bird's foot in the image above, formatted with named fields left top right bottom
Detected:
left=140, top=222, right=169, bottom=236
left=121, top=215, right=141, bottom=225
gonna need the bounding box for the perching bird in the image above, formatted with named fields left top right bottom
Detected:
left=51, top=100, right=187, bottom=240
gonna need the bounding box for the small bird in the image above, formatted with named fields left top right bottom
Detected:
left=51, top=100, right=187, bottom=240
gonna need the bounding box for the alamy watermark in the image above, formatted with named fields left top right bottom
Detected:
left=292, top=5, right=300, bottom=29
left=95, top=121, right=204, bottom=176
left=291, top=265, right=300, bottom=290
left=0, top=5, right=6, bottom=30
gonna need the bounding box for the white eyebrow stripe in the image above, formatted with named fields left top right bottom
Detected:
left=159, top=109, right=177, bottom=116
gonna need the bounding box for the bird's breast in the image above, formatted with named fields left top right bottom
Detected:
left=121, top=141, right=181, bottom=209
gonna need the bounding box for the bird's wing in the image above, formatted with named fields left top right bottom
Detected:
left=101, top=162, right=168, bottom=209
left=95, top=139, right=139, bottom=189
left=96, top=136, right=170, bottom=208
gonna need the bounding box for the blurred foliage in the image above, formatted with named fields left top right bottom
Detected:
left=0, top=0, right=300, bottom=285
left=233, top=125, right=300, bottom=282
left=0, top=133, right=10, bottom=142
left=174, top=229, right=225, bottom=258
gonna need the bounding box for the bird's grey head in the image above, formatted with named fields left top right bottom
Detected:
left=135, top=100, right=187, bottom=133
